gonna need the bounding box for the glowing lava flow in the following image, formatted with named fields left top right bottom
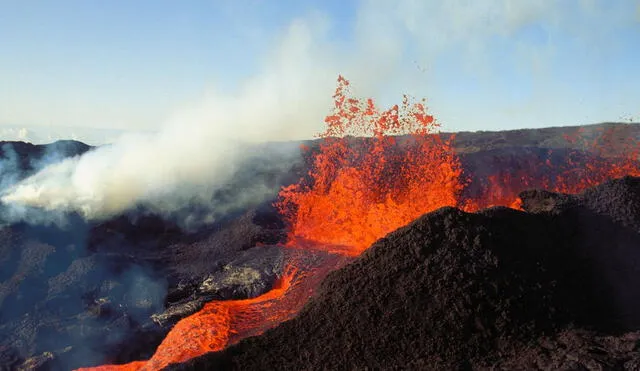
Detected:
left=79, top=251, right=347, bottom=371
left=464, top=129, right=640, bottom=211
left=84, top=76, right=640, bottom=370
left=554, top=127, right=640, bottom=192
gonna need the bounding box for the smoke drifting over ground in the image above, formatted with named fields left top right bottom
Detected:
left=0, top=17, right=335, bottom=225
left=3, top=133, right=236, bottom=219
left=0, top=0, right=634, bottom=226
left=0, top=84, right=306, bottom=225
left=0, top=138, right=300, bottom=228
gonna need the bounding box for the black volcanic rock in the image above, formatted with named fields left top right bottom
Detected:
left=449, top=122, right=640, bottom=154
left=171, top=176, right=640, bottom=370
left=152, top=245, right=285, bottom=328
left=3, top=125, right=640, bottom=370
left=0, top=204, right=289, bottom=371
left=0, top=138, right=296, bottom=370
left=196, top=246, right=284, bottom=300
left=496, top=329, right=640, bottom=370
left=159, top=205, right=287, bottom=305
left=0, top=140, right=91, bottom=178
left=521, top=176, right=640, bottom=331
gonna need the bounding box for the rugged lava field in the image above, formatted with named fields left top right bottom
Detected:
left=2, top=118, right=640, bottom=371
left=174, top=176, right=640, bottom=370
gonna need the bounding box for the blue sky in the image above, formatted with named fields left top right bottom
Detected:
left=0, top=0, right=639, bottom=140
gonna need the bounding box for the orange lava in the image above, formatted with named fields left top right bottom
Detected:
left=84, top=76, right=640, bottom=370
left=554, top=127, right=640, bottom=193
left=277, top=76, right=464, bottom=254
left=78, top=251, right=347, bottom=371
left=278, top=78, right=640, bottom=251
left=464, top=130, right=640, bottom=211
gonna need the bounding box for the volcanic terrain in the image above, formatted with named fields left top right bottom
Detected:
left=172, top=176, right=640, bottom=370
left=2, top=103, right=640, bottom=370
left=0, top=122, right=639, bottom=370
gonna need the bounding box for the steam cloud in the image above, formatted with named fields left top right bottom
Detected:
left=1, top=18, right=338, bottom=224
left=0, top=1, right=629, bottom=225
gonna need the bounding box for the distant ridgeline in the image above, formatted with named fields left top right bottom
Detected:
left=0, top=140, right=92, bottom=179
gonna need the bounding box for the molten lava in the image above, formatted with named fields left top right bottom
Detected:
left=464, top=129, right=640, bottom=211
left=79, top=252, right=347, bottom=371
left=277, top=76, right=464, bottom=254
left=85, top=76, right=640, bottom=370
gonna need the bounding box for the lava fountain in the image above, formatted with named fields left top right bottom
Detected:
left=277, top=75, right=465, bottom=254
left=84, top=76, right=640, bottom=370
left=82, top=75, right=465, bottom=370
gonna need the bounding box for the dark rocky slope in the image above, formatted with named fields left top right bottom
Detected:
left=0, top=140, right=294, bottom=370
left=171, top=176, right=640, bottom=370
left=448, top=121, right=640, bottom=154
left=2, top=123, right=639, bottom=370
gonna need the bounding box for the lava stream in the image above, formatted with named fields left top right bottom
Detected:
left=85, top=76, right=640, bottom=370
left=79, top=250, right=347, bottom=371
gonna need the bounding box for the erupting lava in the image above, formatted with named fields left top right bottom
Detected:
left=279, top=78, right=640, bottom=248
left=277, top=76, right=464, bottom=254
left=85, top=76, right=640, bottom=370
left=464, top=128, right=640, bottom=211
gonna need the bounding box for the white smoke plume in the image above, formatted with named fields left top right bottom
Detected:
left=0, top=16, right=341, bottom=223
left=1, top=1, right=629, bottom=224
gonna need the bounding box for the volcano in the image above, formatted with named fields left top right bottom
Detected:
left=2, top=125, right=640, bottom=370
left=171, top=176, right=640, bottom=370
left=2, top=77, right=640, bottom=370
